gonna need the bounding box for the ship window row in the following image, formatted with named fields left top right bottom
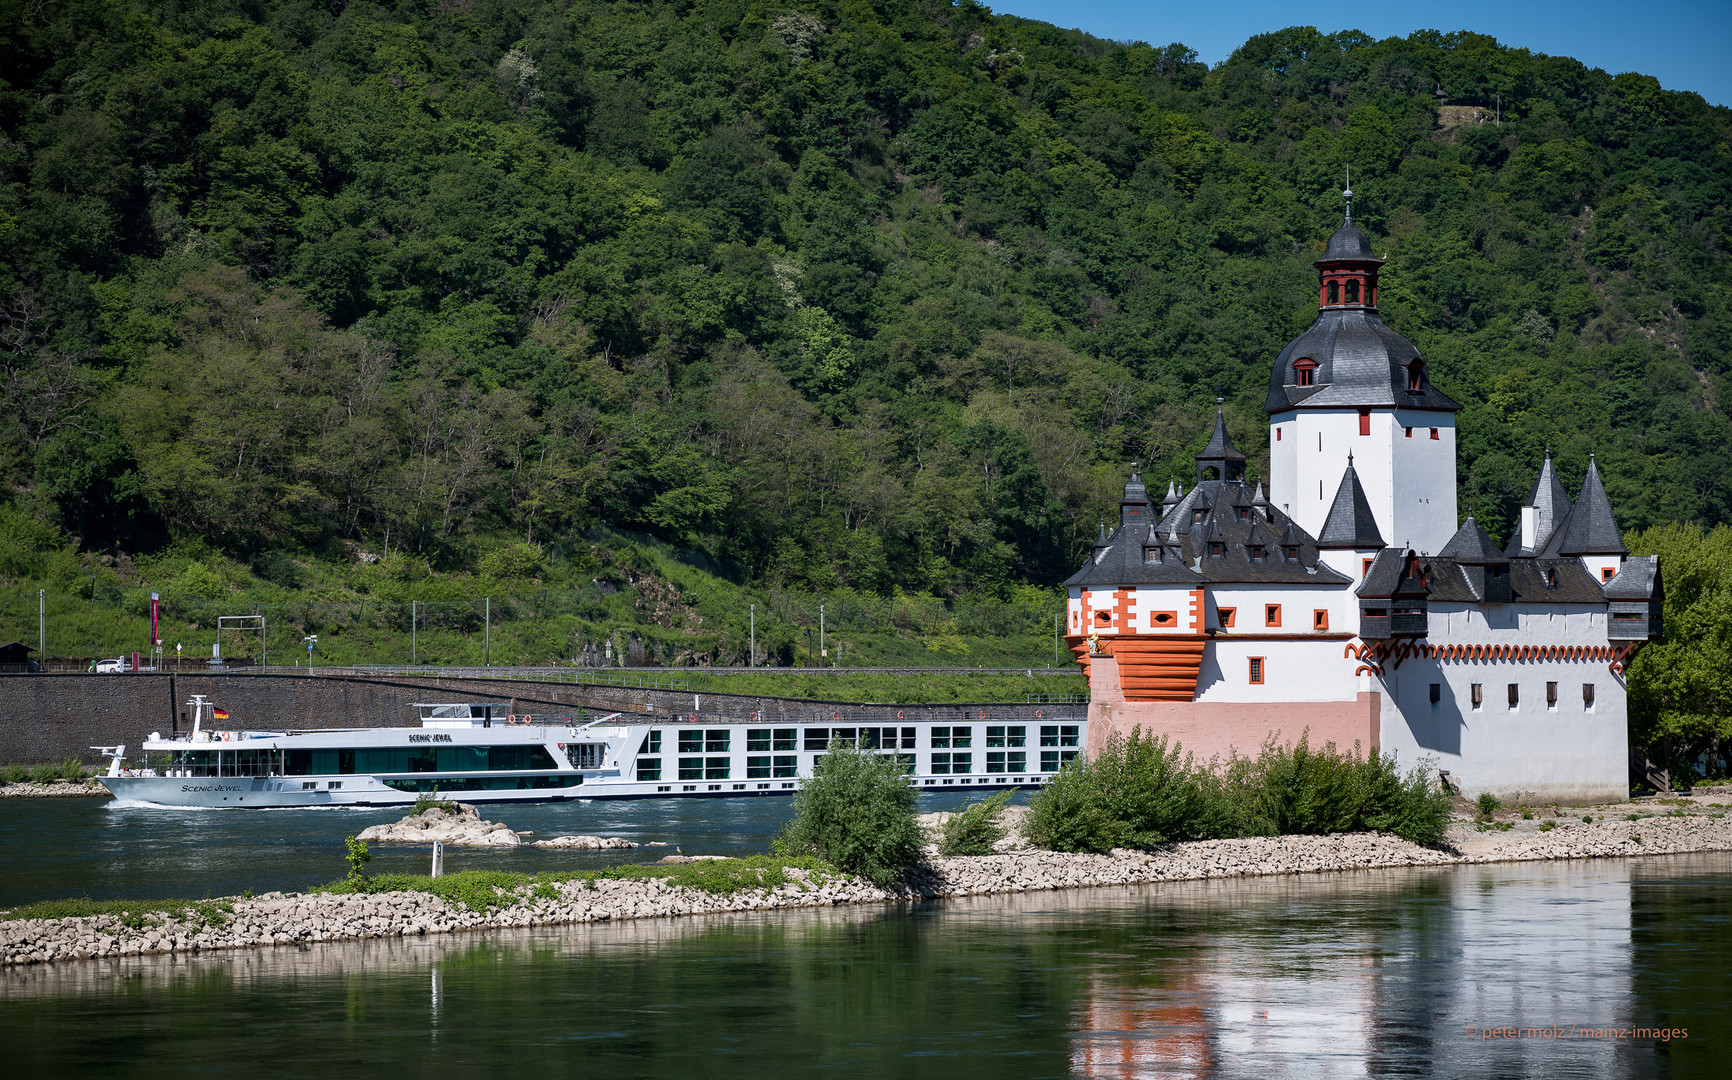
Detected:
left=382, top=775, right=582, bottom=792
left=804, top=727, right=918, bottom=750
left=1040, top=725, right=1080, bottom=747
left=678, top=730, right=731, bottom=754
left=677, top=757, right=733, bottom=780
left=747, top=729, right=800, bottom=751
left=155, top=740, right=561, bottom=775
left=747, top=756, right=801, bottom=778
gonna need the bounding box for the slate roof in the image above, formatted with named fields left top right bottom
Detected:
left=1265, top=309, right=1460, bottom=414
left=1320, top=221, right=1379, bottom=262
left=1359, top=549, right=1605, bottom=605
left=1548, top=457, right=1628, bottom=556
left=1316, top=456, right=1387, bottom=550
left=1198, top=409, right=1247, bottom=464
left=1506, top=453, right=1573, bottom=556
left=1070, top=474, right=1351, bottom=587
left=1437, top=517, right=1508, bottom=564
left=1604, top=555, right=1662, bottom=600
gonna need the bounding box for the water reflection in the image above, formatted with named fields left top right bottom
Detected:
left=5, top=856, right=1727, bottom=1078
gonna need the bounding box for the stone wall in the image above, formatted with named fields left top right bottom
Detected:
left=0, top=674, right=1083, bottom=762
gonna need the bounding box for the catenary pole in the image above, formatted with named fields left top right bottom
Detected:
left=485, top=597, right=490, bottom=666
left=749, top=604, right=755, bottom=667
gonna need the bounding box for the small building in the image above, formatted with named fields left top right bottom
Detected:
left=1067, top=196, right=1662, bottom=803
left=0, top=642, right=37, bottom=671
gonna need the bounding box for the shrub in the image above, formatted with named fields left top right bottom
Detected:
left=0, top=764, right=29, bottom=785
left=1476, top=792, right=1501, bottom=818
left=772, top=740, right=923, bottom=885
left=939, top=790, right=1012, bottom=856
left=1026, top=731, right=1453, bottom=852
left=29, top=758, right=86, bottom=783
left=411, top=792, right=458, bottom=816
left=1229, top=737, right=1453, bottom=847
left=1026, top=729, right=1229, bottom=853
left=344, top=836, right=371, bottom=890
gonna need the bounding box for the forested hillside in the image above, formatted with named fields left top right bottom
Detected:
left=3, top=0, right=1730, bottom=599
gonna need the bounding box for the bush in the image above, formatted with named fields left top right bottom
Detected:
left=411, top=792, right=459, bottom=816
left=344, top=836, right=371, bottom=890
left=0, top=764, right=29, bottom=785
left=28, top=758, right=86, bottom=783
left=772, top=740, right=924, bottom=885
left=1476, top=792, right=1501, bottom=818
left=939, top=790, right=1012, bottom=856
left=1026, top=730, right=1231, bottom=853
left=1025, top=729, right=1454, bottom=852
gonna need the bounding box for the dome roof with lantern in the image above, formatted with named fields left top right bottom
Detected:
left=1265, top=180, right=1460, bottom=415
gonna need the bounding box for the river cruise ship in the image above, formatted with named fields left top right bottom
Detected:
left=96, top=698, right=1086, bottom=808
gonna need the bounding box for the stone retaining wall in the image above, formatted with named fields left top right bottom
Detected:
left=5, top=815, right=1730, bottom=968
left=0, top=673, right=1082, bottom=763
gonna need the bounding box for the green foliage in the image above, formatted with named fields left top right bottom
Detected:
left=1477, top=792, right=1502, bottom=818
left=1027, top=729, right=1454, bottom=852
left=2, top=897, right=232, bottom=929
left=1026, top=730, right=1230, bottom=852
left=1626, top=524, right=1732, bottom=776
left=0, top=764, right=32, bottom=784
left=317, top=856, right=842, bottom=912
left=343, top=836, right=371, bottom=891
left=938, top=790, right=1013, bottom=856
left=27, top=758, right=87, bottom=783
left=773, top=740, right=925, bottom=885
left=0, top=2, right=1726, bottom=603
left=410, top=792, right=458, bottom=816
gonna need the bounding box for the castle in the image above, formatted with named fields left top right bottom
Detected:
left=1065, top=198, right=1663, bottom=803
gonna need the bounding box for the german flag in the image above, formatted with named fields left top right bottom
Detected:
left=212, top=707, right=230, bottom=721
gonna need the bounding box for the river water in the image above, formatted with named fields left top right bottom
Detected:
left=2, top=798, right=1729, bottom=1077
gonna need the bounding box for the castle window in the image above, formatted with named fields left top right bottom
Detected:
left=1429, top=683, right=1441, bottom=707
left=1508, top=683, right=1520, bottom=710
left=1429, top=427, right=1439, bottom=440
left=1362, top=557, right=1374, bottom=579
left=1277, top=428, right=1283, bottom=440
left=1583, top=684, right=1595, bottom=710
left=1238, top=507, right=1250, bottom=521
left=1153, top=612, right=1176, bottom=627
left=1248, top=545, right=1266, bottom=561
left=1208, top=542, right=1225, bottom=557
left=1313, top=610, right=1329, bottom=632
left=1248, top=657, right=1265, bottom=685
left=1265, top=604, right=1282, bottom=627
left=1546, top=568, right=1559, bottom=588
left=1284, top=545, right=1300, bottom=562
left=1602, top=567, right=1615, bottom=582
left=1345, top=279, right=1361, bottom=303
left=1470, top=684, right=1483, bottom=710
left=1146, top=547, right=1161, bottom=564
left=1327, top=280, right=1339, bottom=304
left=1094, top=611, right=1111, bottom=627
left=1406, top=361, right=1424, bottom=391
left=1546, top=682, right=1559, bottom=710
left=1405, top=427, right=1413, bottom=438
left=1217, top=607, right=1236, bottom=628
left=1293, top=358, right=1316, bottom=387
left=1193, top=509, right=1206, bottom=524
left=1359, top=409, right=1371, bottom=436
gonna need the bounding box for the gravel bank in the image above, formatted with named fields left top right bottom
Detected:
left=0, top=779, right=109, bottom=799
left=6, top=809, right=1730, bottom=969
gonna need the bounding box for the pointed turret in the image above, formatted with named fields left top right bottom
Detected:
left=1508, top=451, right=1572, bottom=556
left=1195, top=402, right=1247, bottom=484
left=1162, top=479, right=1180, bottom=513
left=1439, top=515, right=1512, bottom=602
left=1119, top=466, right=1153, bottom=530
left=1316, top=454, right=1387, bottom=550
left=1553, top=456, right=1628, bottom=556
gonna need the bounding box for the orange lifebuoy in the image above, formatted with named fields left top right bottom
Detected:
left=221, top=732, right=231, bottom=741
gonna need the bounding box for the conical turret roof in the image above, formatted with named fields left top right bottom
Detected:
left=1198, top=408, right=1247, bottom=463
left=1552, top=457, right=1628, bottom=556
left=1438, top=516, right=1509, bottom=564
left=1316, top=455, right=1387, bottom=550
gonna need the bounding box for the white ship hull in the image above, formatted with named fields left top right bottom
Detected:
left=98, top=701, right=1086, bottom=809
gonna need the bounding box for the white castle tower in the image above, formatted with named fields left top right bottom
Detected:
left=1265, top=183, right=1459, bottom=555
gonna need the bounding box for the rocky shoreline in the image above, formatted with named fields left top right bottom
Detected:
left=0, top=779, right=110, bottom=799
left=5, top=809, right=1730, bottom=969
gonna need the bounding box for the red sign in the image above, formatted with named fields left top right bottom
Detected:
left=150, top=592, right=159, bottom=649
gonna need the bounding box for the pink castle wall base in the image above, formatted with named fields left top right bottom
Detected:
left=1083, top=655, right=1380, bottom=765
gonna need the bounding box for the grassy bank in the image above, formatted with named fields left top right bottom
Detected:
left=0, top=760, right=87, bottom=785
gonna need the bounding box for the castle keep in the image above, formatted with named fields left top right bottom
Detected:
left=1066, top=200, right=1662, bottom=802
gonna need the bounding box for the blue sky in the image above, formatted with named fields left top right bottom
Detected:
left=992, top=1, right=1732, bottom=107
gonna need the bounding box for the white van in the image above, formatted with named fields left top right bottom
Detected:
left=93, top=657, right=127, bottom=673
